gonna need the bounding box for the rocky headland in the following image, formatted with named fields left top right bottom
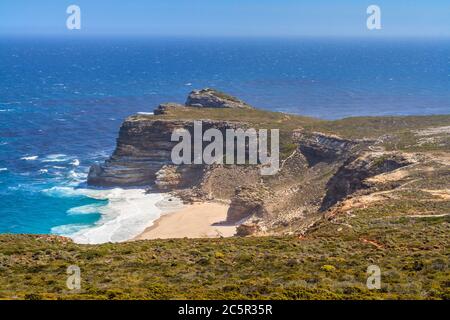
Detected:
left=87, top=88, right=450, bottom=238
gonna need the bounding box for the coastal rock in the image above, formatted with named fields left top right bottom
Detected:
left=88, top=119, right=187, bottom=187
left=186, top=88, right=253, bottom=109
left=154, top=165, right=182, bottom=190
left=226, top=185, right=269, bottom=222
left=236, top=220, right=262, bottom=236
left=88, top=88, right=254, bottom=187
left=154, top=103, right=185, bottom=115
left=87, top=117, right=244, bottom=188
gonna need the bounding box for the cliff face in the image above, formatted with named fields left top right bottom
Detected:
left=226, top=185, right=270, bottom=222
left=222, top=131, right=377, bottom=233
left=87, top=118, right=244, bottom=188
left=319, top=152, right=413, bottom=211
left=89, top=119, right=184, bottom=187
left=292, top=130, right=373, bottom=165
left=88, top=88, right=254, bottom=187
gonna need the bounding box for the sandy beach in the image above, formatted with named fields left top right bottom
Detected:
left=134, top=202, right=236, bottom=240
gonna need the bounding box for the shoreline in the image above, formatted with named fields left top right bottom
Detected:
left=133, top=202, right=236, bottom=240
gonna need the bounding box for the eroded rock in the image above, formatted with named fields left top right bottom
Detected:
left=320, top=152, right=414, bottom=211
left=226, top=184, right=269, bottom=222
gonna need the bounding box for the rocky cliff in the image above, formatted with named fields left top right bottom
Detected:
left=88, top=88, right=255, bottom=188
left=88, top=118, right=244, bottom=188
left=88, top=89, right=449, bottom=237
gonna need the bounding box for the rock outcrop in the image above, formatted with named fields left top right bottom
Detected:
left=293, top=130, right=373, bottom=166
left=88, top=119, right=187, bottom=187
left=319, top=152, right=413, bottom=211
left=87, top=89, right=257, bottom=188
left=186, top=88, right=253, bottom=109
left=226, top=185, right=270, bottom=222
left=87, top=117, right=245, bottom=188
left=236, top=220, right=262, bottom=236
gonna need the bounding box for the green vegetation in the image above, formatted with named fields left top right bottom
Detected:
left=132, top=106, right=323, bottom=130
left=1, top=198, right=448, bottom=301
left=308, top=115, right=450, bottom=138
left=133, top=107, right=450, bottom=153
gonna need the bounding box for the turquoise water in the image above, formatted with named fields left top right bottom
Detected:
left=0, top=37, right=449, bottom=239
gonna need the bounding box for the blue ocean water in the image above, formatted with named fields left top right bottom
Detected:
left=0, top=37, right=449, bottom=239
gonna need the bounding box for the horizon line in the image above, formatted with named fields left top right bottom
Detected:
left=1, top=33, right=450, bottom=40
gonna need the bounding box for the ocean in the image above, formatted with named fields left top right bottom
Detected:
left=0, top=37, right=449, bottom=243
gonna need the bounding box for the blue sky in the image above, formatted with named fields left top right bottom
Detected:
left=0, top=0, right=449, bottom=37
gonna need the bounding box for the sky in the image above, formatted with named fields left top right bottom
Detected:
left=0, top=0, right=449, bottom=37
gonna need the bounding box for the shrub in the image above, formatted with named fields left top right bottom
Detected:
left=321, top=265, right=337, bottom=272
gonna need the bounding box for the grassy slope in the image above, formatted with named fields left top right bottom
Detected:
left=0, top=214, right=448, bottom=300
left=1, top=109, right=449, bottom=300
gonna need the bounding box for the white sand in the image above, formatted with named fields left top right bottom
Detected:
left=134, top=202, right=236, bottom=240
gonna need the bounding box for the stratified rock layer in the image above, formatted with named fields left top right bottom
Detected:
left=87, top=117, right=243, bottom=188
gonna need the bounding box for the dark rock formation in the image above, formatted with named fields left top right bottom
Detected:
left=88, top=88, right=255, bottom=187
left=186, top=88, right=253, bottom=109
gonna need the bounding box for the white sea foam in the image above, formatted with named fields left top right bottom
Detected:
left=51, top=224, right=90, bottom=235
left=66, top=171, right=88, bottom=187
left=49, top=188, right=183, bottom=244
left=67, top=203, right=104, bottom=215
left=0, top=168, right=7, bottom=172
left=42, top=154, right=70, bottom=163
left=38, top=169, right=48, bottom=174
left=68, top=170, right=81, bottom=179
left=71, top=159, right=80, bottom=166
left=137, top=112, right=154, bottom=115
left=21, top=155, right=38, bottom=161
